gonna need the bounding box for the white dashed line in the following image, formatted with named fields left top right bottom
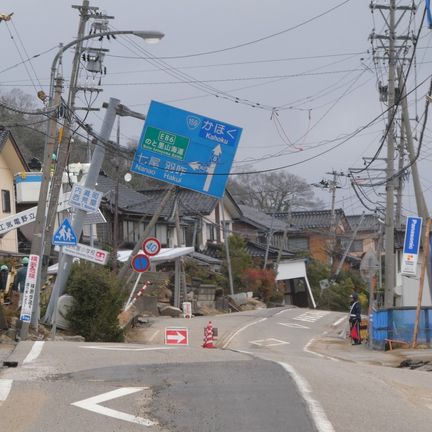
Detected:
left=23, top=341, right=44, bottom=364
left=0, top=379, right=13, bottom=405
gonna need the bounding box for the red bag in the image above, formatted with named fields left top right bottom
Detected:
left=350, top=325, right=359, bottom=340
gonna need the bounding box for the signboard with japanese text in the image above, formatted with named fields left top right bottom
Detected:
left=401, top=216, right=422, bottom=276
left=61, top=243, right=110, bottom=265
left=69, top=184, right=103, bottom=213
left=20, top=254, right=39, bottom=322
left=131, top=101, right=242, bottom=199
left=0, top=206, right=36, bottom=236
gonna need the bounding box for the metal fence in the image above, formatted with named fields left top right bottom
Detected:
left=371, top=307, right=432, bottom=350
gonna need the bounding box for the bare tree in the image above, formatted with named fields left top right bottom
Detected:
left=228, top=170, right=324, bottom=212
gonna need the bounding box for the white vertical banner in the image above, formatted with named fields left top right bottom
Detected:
left=20, top=254, right=40, bottom=322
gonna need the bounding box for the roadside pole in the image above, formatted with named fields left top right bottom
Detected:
left=43, top=98, right=120, bottom=328
left=39, top=0, right=93, bottom=287
left=117, top=185, right=175, bottom=286
left=412, top=217, right=431, bottom=348
left=220, top=200, right=234, bottom=296
left=18, top=77, right=63, bottom=340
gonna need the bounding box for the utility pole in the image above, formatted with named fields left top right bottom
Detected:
left=313, top=171, right=341, bottom=267
left=19, top=76, right=63, bottom=338
left=369, top=0, right=417, bottom=308
left=383, top=0, right=397, bottom=309
left=111, top=117, right=120, bottom=273
left=220, top=200, right=234, bottom=296
left=43, top=98, right=120, bottom=327
left=40, top=1, right=105, bottom=287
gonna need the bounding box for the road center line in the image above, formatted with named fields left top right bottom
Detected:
left=0, top=379, right=13, bottom=405
left=23, top=341, right=44, bottom=364
left=278, top=362, right=335, bottom=432
left=222, top=318, right=267, bottom=349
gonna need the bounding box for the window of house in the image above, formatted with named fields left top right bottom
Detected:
left=206, top=222, right=215, bottom=242
left=156, top=224, right=168, bottom=246
left=350, top=239, right=363, bottom=253
left=288, top=237, right=308, bottom=251
left=1, top=190, right=11, bottom=213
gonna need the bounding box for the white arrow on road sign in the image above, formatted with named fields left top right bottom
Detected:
left=71, top=387, right=156, bottom=426
left=203, top=144, right=222, bottom=192
left=165, top=327, right=188, bottom=345
left=166, top=331, right=186, bottom=344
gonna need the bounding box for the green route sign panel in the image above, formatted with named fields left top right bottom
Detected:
left=142, top=126, right=189, bottom=161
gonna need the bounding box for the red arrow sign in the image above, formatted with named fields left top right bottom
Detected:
left=165, top=328, right=188, bottom=345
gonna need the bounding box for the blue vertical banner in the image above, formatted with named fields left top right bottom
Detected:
left=401, top=216, right=423, bottom=276
left=426, top=0, right=432, bottom=29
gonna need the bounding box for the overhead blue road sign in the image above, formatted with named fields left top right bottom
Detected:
left=131, top=101, right=242, bottom=198
left=53, top=218, right=78, bottom=246
left=401, top=216, right=422, bottom=276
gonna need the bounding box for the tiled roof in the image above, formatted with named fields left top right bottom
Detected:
left=97, top=174, right=218, bottom=217
left=0, top=129, right=9, bottom=149
left=238, top=205, right=288, bottom=231
left=200, top=240, right=293, bottom=260
left=274, top=209, right=347, bottom=230
left=346, top=214, right=380, bottom=232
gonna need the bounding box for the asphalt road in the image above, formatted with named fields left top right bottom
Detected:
left=1, top=306, right=432, bottom=431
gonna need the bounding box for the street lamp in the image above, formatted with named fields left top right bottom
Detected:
left=21, top=29, right=164, bottom=338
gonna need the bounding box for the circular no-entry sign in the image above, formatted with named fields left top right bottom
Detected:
left=142, top=237, right=161, bottom=257
left=131, top=253, right=151, bottom=273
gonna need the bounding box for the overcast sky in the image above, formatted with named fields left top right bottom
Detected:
left=1, top=0, right=431, bottom=217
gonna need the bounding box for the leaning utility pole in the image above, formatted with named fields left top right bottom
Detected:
left=40, top=0, right=103, bottom=288
left=44, top=98, right=120, bottom=327
left=19, top=76, right=63, bottom=339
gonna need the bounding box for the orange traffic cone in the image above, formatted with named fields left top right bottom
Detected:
left=203, top=321, right=216, bottom=348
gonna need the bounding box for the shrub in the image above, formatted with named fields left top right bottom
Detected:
left=65, top=262, right=125, bottom=342
left=241, top=268, right=276, bottom=302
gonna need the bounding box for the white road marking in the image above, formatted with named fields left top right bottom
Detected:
left=279, top=322, right=310, bottom=329
left=274, top=309, right=291, bottom=316
left=278, top=362, right=335, bottom=432
left=304, top=338, right=339, bottom=362
left=80, top=346, right=174, bottom=352
left=0, top=379, right=13, bottom=405
left=23, top=341, right=44, bottom=364
left=148, top=330, right=160, bottom=343
left=294, top=311, right=330, bottom=323
left=71, top=387, right=156, bottom=426
left=222, top=318, right=267, bottom=349
left=250, top=338, right=290, bottom=347
left=332, top=316, right=346, bottom=327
